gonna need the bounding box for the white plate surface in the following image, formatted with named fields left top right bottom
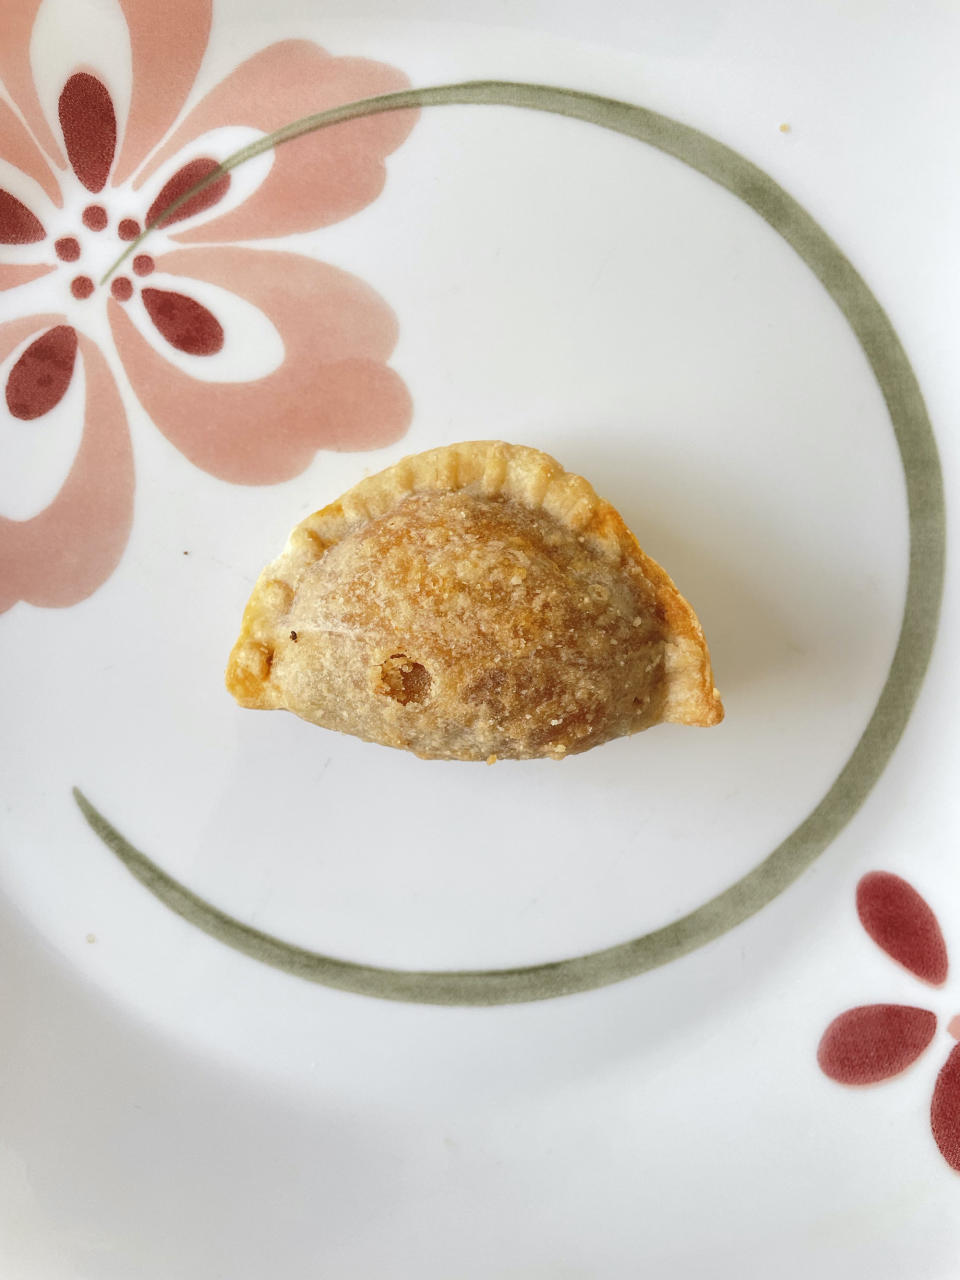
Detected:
left=1, top=1, right=958, bottom=1275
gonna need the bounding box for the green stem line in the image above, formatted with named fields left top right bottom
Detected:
left=101, top=80, right=519, bottom=284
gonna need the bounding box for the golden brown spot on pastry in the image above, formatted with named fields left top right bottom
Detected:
left=290, top=526, right=329, bottom=565
left=262, top=578, right=293, bottom=612
left=228, top=641, right=274, bottom=703
left=378, top=654, right=432, bottom=706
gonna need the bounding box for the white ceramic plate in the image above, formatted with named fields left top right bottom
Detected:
left=2, top=1, right=959, bottom=1275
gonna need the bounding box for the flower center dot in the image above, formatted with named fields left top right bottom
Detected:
left=118, top=218, right=141, bottom=241
left=111, top=276, right=133, bottom=302
left=71, top=275, right=94, bottom=299
left=55, top=236, right=81, bottom=262
left=132, top=254, right=155, bottom=277
left=82, top=204, right=108, bottom=231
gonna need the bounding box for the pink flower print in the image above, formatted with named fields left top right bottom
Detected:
left=110, top=247, right=408, bottom=484
left=818, top=872, right=960, bottom=1172
left=0, top=0, right=417, bottom=612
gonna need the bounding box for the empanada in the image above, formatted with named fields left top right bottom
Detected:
left=226, top=441, right=722, bottom=760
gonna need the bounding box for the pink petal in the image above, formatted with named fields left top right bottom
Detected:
left=5, top=325, right=77, bottom=419
left=0, top=265, right=54, bottom=293
left=133, top=41, right=416, bottom=242
left=112, top=0, right=212, bottom=186
left=857, top=872, right=948, bottom=986
left=59, top=73, right=117, bottom=193
left=0, top=320, right=134, bottom=612
left=0, top=190, right=45, bottom=244
left=0, top=0, right=65, bottom=166
left=145, top=157, right=230, bottom=229
left=110, top=246, right=411, bottom=483
left=932, top=1043, right=960, bottom=1172
left=818, top=1005, right=936, bottom=1085
left=0, top=99, right=61, bottom=206
left=141, top=287, right=223, bottom=355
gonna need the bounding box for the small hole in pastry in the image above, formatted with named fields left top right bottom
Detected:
left=378, top=654, right=432, bottom=706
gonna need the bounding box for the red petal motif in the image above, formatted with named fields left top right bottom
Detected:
left=818, top=1004, right=936, bottom=1085
left=5, top=326, right=78, bottom=420
left=857, top=872, right=948, bottom=985
left=59, top=73, right=117, bottom=193
left=142, top=288, right=224, bottom=355
left=145, top=157, right=230, bottom=229
left=931, top=1043, right=960, bottom=1173
left=0, top=190, right=44, bottom=244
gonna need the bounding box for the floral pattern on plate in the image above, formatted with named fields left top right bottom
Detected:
left=818, top=872, right=960, bottom=1172
left=0, top=0, right=416, bottom=613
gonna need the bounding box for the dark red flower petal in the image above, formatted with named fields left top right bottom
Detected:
left=857, top=872, right=948, bottom=985
left=58, top=73, right=117, bottom=193
left=146, top=157, right=230, bottom=230
left=0, top=190, right=44, bottom=244
left=5, top=326, right=78, bottom=420
left=932, top=1043, right=960, bottom=1172
left=818, top=1004, right=936, bottom=1085
left=142, top=288, right=223, bottom=356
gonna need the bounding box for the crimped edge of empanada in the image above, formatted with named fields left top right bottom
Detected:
left=226, top=441, right=723, bottom=729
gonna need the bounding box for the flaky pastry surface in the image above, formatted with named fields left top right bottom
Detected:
left=226, top=441, right=723, bottom=760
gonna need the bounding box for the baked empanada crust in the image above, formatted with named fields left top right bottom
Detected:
left=226, top=441, right=722, bottom=760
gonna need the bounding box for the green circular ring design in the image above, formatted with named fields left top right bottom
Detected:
left=76, top=81, right=945, bottom=1005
